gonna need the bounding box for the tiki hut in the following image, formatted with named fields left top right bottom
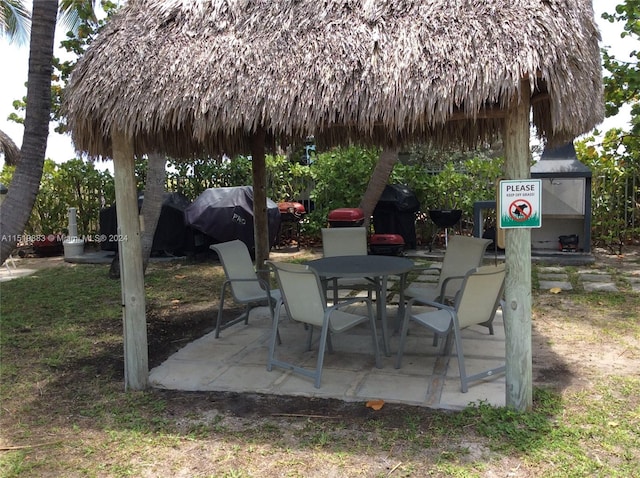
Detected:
left=0, top=130, right=21, bottom=166
left=64, top=0, right=604, bottom=406
left=66, top=0, right=603, bottom=157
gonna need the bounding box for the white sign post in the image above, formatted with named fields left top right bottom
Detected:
left=499, top=179, right=542, bottom=229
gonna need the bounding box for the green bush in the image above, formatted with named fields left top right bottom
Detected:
left=576, top=134, right=640, bottom=252
left=5, top=142, right=636, bottom=250
left=304, top=146, right=379, bottom=236
left=1, top=159, right=114, bottom=237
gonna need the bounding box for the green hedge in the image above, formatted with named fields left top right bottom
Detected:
left=2, top=143, right=635, bottom=248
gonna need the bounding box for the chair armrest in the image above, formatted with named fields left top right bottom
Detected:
left=412, top=264, right=442, bottom=275
left=224, top=277, right=271, bottom=292
left=438, top=274, right=467, bottom=302
left=329, top=296, right=372, bottom=312
left=406, top=296, right=455, bottom=315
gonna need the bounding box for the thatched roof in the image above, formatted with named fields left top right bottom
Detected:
left=0, top=129, right=20, bottom=166
left=65, top=0, right=604, bottom=159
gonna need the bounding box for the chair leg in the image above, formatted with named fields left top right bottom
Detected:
left=452, top=327, right=469, bottom=393
left=214, top=288, right=226, bottom=338
left=268, top=298, right=282, bottom=345
left=267, top=302, right=283, bottom=371
left=368, top=312, right=382, bottom=369
left=214, top=283, right=251, bottom=339
left=395, top=311, right=411, bottom=369
left=314, top=325, right=330, bottom=388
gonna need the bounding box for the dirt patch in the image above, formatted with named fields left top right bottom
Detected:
left=530, top=245, right=640, bottom=394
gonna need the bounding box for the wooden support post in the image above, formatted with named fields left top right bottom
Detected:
left=112, top=130, right=149, bottom=390
left=502, top=81, right=533, bottom=411
left=250, top=128, right=270, bottom=279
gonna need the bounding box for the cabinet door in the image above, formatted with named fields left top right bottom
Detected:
left=541, top=178, right=584, bottom=215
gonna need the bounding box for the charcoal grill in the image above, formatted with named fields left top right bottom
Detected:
left=277, top=202, right=306, bottom=248
left=429, top=209, right=462, bottom=250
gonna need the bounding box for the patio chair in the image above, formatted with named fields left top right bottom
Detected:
left=321, top=227, right=374, bottom=303
left=395, top=263, right=506, bottom=393
left=210, top=240, right=281, bottom=339
left=266, top=261, right=381, bottom=388
left=406, top=235, right=492, bottom=303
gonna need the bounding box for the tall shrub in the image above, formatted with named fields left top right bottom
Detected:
left=576, top=135, right=640, bottom=251
left=0, top=159, right=114, bottom=238
left=305, top=146, right=379, bottom=236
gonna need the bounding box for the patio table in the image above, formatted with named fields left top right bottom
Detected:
left=306, top=255, right=414, bottom=356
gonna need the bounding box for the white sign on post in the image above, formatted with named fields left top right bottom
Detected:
left=499, top=179, right=542, bottom=229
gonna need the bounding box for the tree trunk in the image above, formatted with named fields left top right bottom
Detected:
left=359, top=148, right=399, bottom=229
left=139, top=153, right=167, bottom=271
left=108, top=153, right=166, bottom=278
left=0, top=1, right=58, bottom=264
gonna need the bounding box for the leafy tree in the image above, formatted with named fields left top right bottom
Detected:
left=0, top=1, right=109, bottom=264
left=8, top=1, right=117, bottom=133
left=576, top=133, right=639, bottom=252
left=1, top=158, right=114, bottom=237
left=602, top=1, right=640, bottom=127
left=577, top=1, right=640, bottom=251
left=600, top=1, right=640, bottom=170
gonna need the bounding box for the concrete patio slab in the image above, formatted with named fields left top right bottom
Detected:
left=582, top=282, right=619, bottom=292
left=149, top=304, right=507, bottom=410
left=578, top=272, right=613, bottom=282
left=538, top=280, right=573, bottom=291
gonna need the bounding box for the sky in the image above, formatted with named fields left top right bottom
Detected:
left=0, top=0, right=636, bottom=170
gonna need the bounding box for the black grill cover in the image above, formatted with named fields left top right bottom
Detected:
left=184, top=186, right=281, bottom=252
left=99, top=192, right=194, bottom=254
left=373, top=184, right=420, bottom=249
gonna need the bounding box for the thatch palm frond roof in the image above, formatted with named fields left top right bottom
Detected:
left=65, top=0, right=604, bottom=159
left=0, top=129, right=20, bottom=166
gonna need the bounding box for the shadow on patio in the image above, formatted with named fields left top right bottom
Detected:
left=149, top=302, right=507, bottom=411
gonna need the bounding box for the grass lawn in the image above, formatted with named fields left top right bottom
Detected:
left=1, top=255, right=639, bottom=477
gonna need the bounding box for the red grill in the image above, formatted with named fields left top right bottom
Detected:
left=277, top=202, right=306, bottom=248
left=369, top=233, right=405, bottom=256
left=278, top=202, right=306, bottom=221
left=328, top=208, right=365, bottom=227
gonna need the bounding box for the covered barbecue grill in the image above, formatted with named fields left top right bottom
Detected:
left=372, top=184, right=420, bottom=249
left=100, top=192, right=196, bottom=255
left=185, top=186, right=281, bottom=254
